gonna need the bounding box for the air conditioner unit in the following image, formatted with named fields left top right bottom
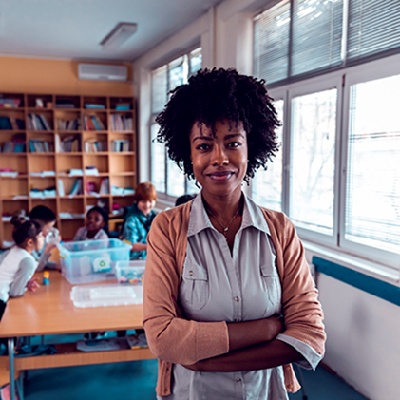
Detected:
left=78, top=64, right=127, bottom=82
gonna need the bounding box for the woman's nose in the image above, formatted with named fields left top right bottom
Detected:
left=211, top=144, right=228, bottom=166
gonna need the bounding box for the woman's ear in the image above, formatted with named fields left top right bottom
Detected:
left=26, top=238, right=34, bottom=250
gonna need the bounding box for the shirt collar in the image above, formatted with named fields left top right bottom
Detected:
left=188, top=191, right=271, bottom=237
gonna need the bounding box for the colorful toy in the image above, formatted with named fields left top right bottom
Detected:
left=43, top=271, right=49, bottom=285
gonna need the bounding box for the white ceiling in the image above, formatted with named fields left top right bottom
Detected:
left=0, top=0, right=221, bottom=62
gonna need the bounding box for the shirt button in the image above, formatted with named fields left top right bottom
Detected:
left=236, top=378, right=242, bottom=383
left=234, top=296, right=239, bottom=302
left=189, top=271, right=193, bottom=276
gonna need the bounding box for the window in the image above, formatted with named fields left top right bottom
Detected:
left=254, top=0, right=400, bottom=87
left=252, top=99, right=284, bottom=211
left=252, top=1, right=400, bottom=269
left=150, top=48, right=202, bottom=199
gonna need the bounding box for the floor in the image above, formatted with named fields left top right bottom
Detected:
left=18, top=334, right=369, bottom=400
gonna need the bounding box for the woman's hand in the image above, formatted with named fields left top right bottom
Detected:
left=227, top=314, right=285, bottom=352
left=27, top=277, right=40, bottom=292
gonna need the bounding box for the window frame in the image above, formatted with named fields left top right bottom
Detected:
left=150, top=48, right=201, bottom=202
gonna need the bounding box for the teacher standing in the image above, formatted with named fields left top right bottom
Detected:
left=143, top=68, right=326, bottom=400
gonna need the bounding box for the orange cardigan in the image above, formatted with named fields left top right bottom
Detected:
left=143, top=202, right=326, bottom=397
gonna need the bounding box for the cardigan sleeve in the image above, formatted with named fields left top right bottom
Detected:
left=268, top=211, right=326, bottom=358
left=143, top=212, right=229, bottom=366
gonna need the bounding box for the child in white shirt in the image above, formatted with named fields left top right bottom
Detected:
left=0, top=217, right=44, bottom=321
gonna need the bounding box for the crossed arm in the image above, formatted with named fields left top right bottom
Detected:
left=182, top=315, right=304, bottom=372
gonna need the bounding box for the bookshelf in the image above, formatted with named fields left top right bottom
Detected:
left=0, top=93, right=137, bottom=243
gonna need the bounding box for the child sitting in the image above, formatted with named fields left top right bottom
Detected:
left=0, top=217, right=43, bottom=321
left=29, top=205, right=61, bottom=272
left=73, top=206, right=108, bottom=241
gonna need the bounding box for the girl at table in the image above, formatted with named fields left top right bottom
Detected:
left=0, top=217, right=43, bottom=322
left=143, top=68, right=326, bottom=399
left=73, top=206, right=109, bottom=241
left=29, top=205, right=61, bottom=272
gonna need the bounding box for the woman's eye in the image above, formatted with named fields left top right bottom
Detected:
left=197, top=143, right=209, bottom=150
left=228, top=141, right=240, bottom=148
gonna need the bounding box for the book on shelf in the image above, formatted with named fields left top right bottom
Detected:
left=111, top=139, right=130, bottom=152
left=99, top=178, right=109, bottom=195
left=1, top=134, right=27, bottom=153
left=84, top=115, right=106, bottom=131
left=86, top=181, right=98, bottom=196
left=29, top=139, right=54, bottom=153
left=57, top=135, right=80, bottom=152
left=56, top=118, right=81, bottom=131
left=85, top=139, right=106, bottom=153
left=28, top=113, right=51, bottom=130
left=85, top=104, right=105, bottom=109
left=58, top=179, right=65, bottom=197
left=109, top=114, right=133, bottom=131
left=30, top=170, right=55, bottom=178
left=115, top=104, right=131, bottom=111
left=69, top=179, right=83, bottom=196
left=55, top=99, right=76, bottom=108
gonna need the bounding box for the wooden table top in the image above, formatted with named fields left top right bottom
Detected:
left=0, top=271, right=145, bottom=337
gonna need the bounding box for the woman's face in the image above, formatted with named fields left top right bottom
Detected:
left=137, top=200, right=156, bottom=217
left=86, top=210, right=105, bottom=233
left=189, top=120, right=248, bottom=199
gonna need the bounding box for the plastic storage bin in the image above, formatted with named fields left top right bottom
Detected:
left=115, top=260, right=145, bottom=284
left=70, top=284, right=143, bottom=308
left=59, top=239, right=131, bottom=284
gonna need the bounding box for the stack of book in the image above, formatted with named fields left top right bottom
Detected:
left=84, top=116, right=106, bottom=131
left=109, top=115, right=133, bottom=131
left=111, top=140, right=130, bottom=152
left=27, top=113, right=51, bottom=130
left=115, top=103, right=131, bottom=111
left=99, top=178, right=109, bottom=195
left=0, top=98, right=21, bottom=108
left=29, top=139, right=54, bottom=153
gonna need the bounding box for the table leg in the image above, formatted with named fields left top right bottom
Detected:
left=8, top=337, right=15, bottom=400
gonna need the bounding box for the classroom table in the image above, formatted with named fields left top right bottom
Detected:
left=0, top=271, right=156, bottom=400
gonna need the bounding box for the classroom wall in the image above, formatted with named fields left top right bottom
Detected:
left=134, top=2, right=399, bottom=399
left=0, top=56, right=133, bottom=96
left=315, top=273, right=400, bottom=400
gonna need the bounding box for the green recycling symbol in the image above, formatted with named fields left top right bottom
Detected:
left=100, top=260, right=106, bottom=267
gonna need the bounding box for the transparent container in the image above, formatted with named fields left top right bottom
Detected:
left=70, top=284, right=142, bottom=308
left=58, top=239, right=131, bottom=284
left=115, top=260, right=145, bottom=285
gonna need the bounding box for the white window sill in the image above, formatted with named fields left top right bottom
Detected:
left=302, top=240, right=400, bottom=286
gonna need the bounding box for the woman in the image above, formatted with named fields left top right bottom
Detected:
left=123, top=182, right=157, bottom=259
left=143, top=68, right=326, bottom=400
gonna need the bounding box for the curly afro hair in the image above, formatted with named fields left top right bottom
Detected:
left=155, top=67, right=280, bottom=183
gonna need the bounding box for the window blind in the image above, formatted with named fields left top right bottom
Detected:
left=348, top=0, right=400, bottom=62
left=254, top=0, right=291, bottom=85
left=152, top=66, right=167, bottom=114
left=346, top=75, right=400, bottom=253
left=292, top=0, right=343, bottom=76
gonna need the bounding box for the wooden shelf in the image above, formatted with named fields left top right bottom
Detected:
left=0, top=93, right=136, bottom=244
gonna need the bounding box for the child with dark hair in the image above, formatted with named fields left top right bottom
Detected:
left=0, top=217, right=43, bottom=321
left=73, top=206, right=108, bottom=241
left=29, top=205, right=61, bottom=272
